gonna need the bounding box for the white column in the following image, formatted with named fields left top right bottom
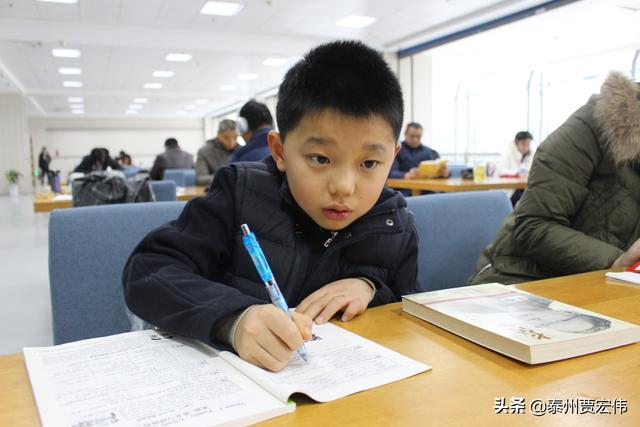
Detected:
left=0, top=93, right=29, bottom=194
left=411, top=52, right=434, bottom=146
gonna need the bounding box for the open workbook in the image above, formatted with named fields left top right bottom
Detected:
left=24, top=322, right=429, bottom=427
left=402, top=283, right=640, bottom=364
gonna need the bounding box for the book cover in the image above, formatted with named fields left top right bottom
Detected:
left=402, top=283, right=640, bottom=364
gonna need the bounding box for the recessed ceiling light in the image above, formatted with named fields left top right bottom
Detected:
left=195, top=99, right=209, bottom=104
left=133, top=98, right=148, bottom=103
left=200, top=1, right=244, bottom=16
left=184, top=105, right=196, bottom=110
left=69, top=103, right=84, bottom=109
left=67, top=96, right=83, bottom=102
left=165, top=53, right=192, bottom=62
left=38, top=0, right=78, bottom=4
left=71, top=109, right=84, bottom=114
left=237, top=73, right=258, bottom=80
left=152, top=70, right=174, bottom=78
left=52, top=48, right=81, bottom=58
left=62, top=81, right=82, bottom=87
left=176, top=110, right=187, bottom=115
left=58, top=67, right=82, bottom=75
left=336, top=15, right=376, bottom=29
left=219, top=84, right=236, bottom=91
left=128, top=104, right=143, bottom=110
left=263, top=57, right=288, bottom=66
left=144, top=83, right=162, bottom=89
left=125, top=110, right=139, bottom=114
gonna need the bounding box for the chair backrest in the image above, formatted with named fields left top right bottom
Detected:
left=406, top=190, right=512, bottom=292
left=150, top=180, right=177, bottom=201
left=447, top=164, right=469, bottom=178
left=122, top=166, right=140, bottom=179
left=162, top=169, right=196, bottom=187
left=49, top=201, right=187, bottom=344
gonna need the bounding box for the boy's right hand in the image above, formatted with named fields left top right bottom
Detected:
left=234, top=305, right=312, bottom=372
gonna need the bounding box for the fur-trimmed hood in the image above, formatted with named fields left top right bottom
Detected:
left=594, top=71, right=640, bottom=165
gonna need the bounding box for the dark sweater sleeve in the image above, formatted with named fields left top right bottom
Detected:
left=122, top=166, right=266, bottom=346
left=389, top=156, right=405, bottom=179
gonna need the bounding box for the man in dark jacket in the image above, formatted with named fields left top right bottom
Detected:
left=123, top=41, right=419, bottom=372
left=149, top=138, right=194, bottom=180
left=229, top=101, right=273, bottom=163
left=469, top=71, right=640, bottom=285
left=389, top=122, right=445, bottom=179
left=195, top=119, right=237, bottom=185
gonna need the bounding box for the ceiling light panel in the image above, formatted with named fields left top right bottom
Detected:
left=62, top=81, right=82, bottom=87
left=237, top=73, right=258, bottom=80
left=58, top=68, right=82, bottom=75
left=336, top=15, right=376, bottom=29
left=144, top=83, right=162, bottom=89
left=165, top=53, right=192, bottom=62
left=263, top=58, right=288, bottom=66
left=52, top=48, right=81, bottom=58
left=152, top=70, right=174, bottom=78
left=200, top=1, right=244, bottom=16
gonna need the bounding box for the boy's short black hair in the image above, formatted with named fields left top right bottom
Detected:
left=515, top=131, right=533, bottom=142
left=276, top=40, right=404, bottom=142
left=239, top=100, right=273, bottom=132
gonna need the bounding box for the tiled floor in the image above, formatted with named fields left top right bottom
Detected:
left=0, top=194, right=52, bottom=355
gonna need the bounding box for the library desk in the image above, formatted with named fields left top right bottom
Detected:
left=387, top=177, right=528, bottom=196
left=1, top=270, right=638, bottom=426
left=32, top=185, right=206, bottom=213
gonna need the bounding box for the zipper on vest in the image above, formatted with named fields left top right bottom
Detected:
left=323, top=231, right=339, bottom=248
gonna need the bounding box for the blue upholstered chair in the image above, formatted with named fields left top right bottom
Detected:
left=163, top=169, right=196, bottom=187
left=122, top=166, right=141, bottom=179
left=406, top=190, right=512, bottom=292
left=49, top=201, right=187, bottom=344
left=447, top=164, right=469, bottom=178
left=150, top=180, right=177, bottom=201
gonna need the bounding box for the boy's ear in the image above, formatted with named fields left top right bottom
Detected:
left=268, top=131, right=286, bottom=172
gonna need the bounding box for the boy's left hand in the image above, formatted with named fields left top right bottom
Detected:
left=296, top=278, right=374, bottom=324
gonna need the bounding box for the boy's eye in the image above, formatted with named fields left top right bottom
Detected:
left=310, top=155, right=330, bottom=165
left=361, top=160, right=380, bottom=169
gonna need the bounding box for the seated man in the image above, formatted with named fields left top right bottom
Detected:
left=149, top=138, right=194, bottom=180
left=196, top=119, right=238, bottom=185
left=230, top=101, right=274, bottom=163
left=389, top=122, right=446, bottom=179
left=498, top=131, right=536, bottom=205
left=468, top=71, right=640, bottom=286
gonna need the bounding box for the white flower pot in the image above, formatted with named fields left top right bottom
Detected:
left=8, top=183, right=19, bottom=197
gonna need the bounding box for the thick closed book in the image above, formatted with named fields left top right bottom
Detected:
left=402, top=283, right=640, bottom=364
left=24, top=323, right=429, bottom=427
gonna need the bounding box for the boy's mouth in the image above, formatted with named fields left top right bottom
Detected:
left=322, top=207, right=352, bottom=221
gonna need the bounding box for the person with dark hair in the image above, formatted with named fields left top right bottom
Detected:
left=229, top=101, right=274, bottom=162
left=123, top=40, right=419, bottom=372
left=117, top=150, right=133, bottom=166
left=149, top=138, right=194, bottom=180
left=499, top=131, right=535, bottom=205
left=38, top=147, right=51, bottom=185
left=389, top=122, right=445, bottom=179
left=196, top=119, right=238, bottom=185
left=74, top=148, right=122, bottom=174
left=469, top=71, right=640, bottom=286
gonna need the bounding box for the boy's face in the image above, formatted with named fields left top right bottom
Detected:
left=269, top=109, right=400, bottom=231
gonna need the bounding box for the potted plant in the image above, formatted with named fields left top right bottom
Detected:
left=5, top=169, right=22, bottom=197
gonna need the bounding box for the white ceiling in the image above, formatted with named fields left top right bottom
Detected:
left=0, top=0, right=633, bottom=119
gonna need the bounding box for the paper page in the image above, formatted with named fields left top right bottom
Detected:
left=24, top=330, right=293, bottom=427
left=606, top=271, right=640, bottom=285
left=219, top=322, right=430, bottom=403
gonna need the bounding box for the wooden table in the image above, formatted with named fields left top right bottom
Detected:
left=1, top=270, right=638, bottom=426
left=387, top=177, right=528, bottom=196
left=32, top=186, right=207, bottom=213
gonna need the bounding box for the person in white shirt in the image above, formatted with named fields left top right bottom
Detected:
left=499, top=131, right=535, bottom=206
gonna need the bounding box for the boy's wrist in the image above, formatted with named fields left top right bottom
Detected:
left=357, top=277, right=376, bottom=302
left=229, top=305, right=260, bottom=351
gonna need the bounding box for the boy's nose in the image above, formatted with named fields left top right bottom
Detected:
left=328, top=170, right=356, bottom=198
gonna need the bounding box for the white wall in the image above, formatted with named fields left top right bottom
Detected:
left=0, top=93, right=29, bottom=195
left=29, top=117, right=205, bottom=177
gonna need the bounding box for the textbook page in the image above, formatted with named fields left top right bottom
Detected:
left=24, top=330, right=293, bottom=427
left=219, top=322, right=430, bottom=403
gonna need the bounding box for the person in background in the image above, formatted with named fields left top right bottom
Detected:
left=468, top=71, right=640, bottom=286
left=149, top=138, right=194, bottom=180
left=499, top=131, right=535, bottom=205
left=196, top=119, right=238, bottom=185
left=38, top=147, right=51, bottom=185
left=117, top=150, right=133, bottom=166
left=229, top=100, right=274, bottom=163
left=74, top=148, right=122, bottom=174
left=389, top=122, right=447, bottom=179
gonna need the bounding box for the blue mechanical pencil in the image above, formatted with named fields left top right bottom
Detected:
left=240, top=224, right=309, bottom=362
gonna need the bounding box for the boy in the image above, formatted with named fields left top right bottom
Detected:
left=123, top=41, right=420, bottom=372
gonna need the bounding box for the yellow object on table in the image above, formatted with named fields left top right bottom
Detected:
left=418, top=159, right=448, bottom=178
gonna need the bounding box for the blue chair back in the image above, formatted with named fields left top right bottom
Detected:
left=163, top=169, right=196, bottom=187
left=150, top=180, right=177, bottom=201
left=447, top=164, right=468, bottom=178
left=122, top=166, right=141, bottom=179
left=406, top=191, right=512, bottom=292
left=49, top=201, right=187, bottom=344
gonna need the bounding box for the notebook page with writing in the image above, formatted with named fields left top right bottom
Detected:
left=218, top=322, right=430, bottom=403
